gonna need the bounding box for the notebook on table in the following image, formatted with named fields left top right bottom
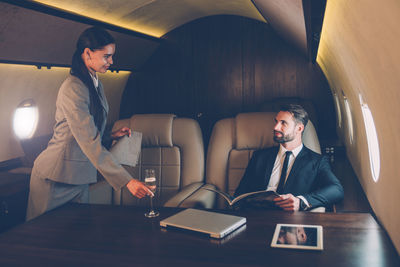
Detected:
left=160, top=208, right=246, bottom=239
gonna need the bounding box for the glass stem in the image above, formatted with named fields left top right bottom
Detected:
left=149, top=196, right=154, bottom=213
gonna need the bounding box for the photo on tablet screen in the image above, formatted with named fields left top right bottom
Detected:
left=270, top=224, right=323, bottom=250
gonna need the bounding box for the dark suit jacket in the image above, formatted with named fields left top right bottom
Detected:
left=234, top=146, right=344, bottom=209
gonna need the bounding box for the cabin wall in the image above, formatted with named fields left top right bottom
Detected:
left=0, top=64, right=130, bottom=162
left=121, top=15, right=336, bottom=146
left=317, top=0, right=400, bottom=252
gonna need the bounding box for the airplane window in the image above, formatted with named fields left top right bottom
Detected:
left=343, top=96, right=354, bottom=144
left=333, top=93, right=342, bottom=128
left=359, top=94, right=380, bottom=182
left=13, top=99, right=38, bottom=139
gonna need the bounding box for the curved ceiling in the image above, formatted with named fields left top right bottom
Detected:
left=33, top=0, right=266, bottom=37
left=3, top=0, right=320, bottom=67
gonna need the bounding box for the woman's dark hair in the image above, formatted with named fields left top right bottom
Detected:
left=70, top=27, right=115, bottom=131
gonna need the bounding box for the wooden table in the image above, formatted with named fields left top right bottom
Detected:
left=0, top=204, right=398, bottom=266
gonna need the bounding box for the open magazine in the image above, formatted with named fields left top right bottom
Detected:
left=110, top=131, right=142, bottom=167
left=202, top=187, right=280, bottom=206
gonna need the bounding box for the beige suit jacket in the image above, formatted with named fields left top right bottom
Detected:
left=33, top=75, right=132, bottom=190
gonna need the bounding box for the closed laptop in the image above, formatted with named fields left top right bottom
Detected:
left=160, top=208, right=246, bottom=238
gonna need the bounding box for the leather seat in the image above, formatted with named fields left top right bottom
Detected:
left=112, top=114, right=206, bottom=207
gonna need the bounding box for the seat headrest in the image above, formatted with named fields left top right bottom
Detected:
left=130, top=114, right=176, bottom=147
left=235, top=112, right=276, bottom=150
left=234, top=112, right=320, bottom=154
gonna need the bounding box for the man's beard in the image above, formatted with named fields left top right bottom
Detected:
left=273, top=130, right=295, bottom=143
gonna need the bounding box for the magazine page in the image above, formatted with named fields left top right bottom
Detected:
left=233, top=190, right=279, bottom=204
left=202, top=186, right=279, bottom=206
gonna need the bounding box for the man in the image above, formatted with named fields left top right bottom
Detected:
left=234, top=104, right=344, bottom=211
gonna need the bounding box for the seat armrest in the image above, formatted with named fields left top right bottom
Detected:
left=176, top=183, right=218, bottom=209
left=164, top=183, right=218, bottom=209
left=8, top=167, right=32, bottom=175
left=163, top=182, right=204, bottom=207
left=309, top=207, right=326, bottom=213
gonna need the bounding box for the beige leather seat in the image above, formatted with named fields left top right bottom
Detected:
left=112, top=114, right=205, bottom=207
left=179, top=112, right=321, bottom=210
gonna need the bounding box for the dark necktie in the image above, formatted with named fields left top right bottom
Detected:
left=276, top=151, right=292, bottom=194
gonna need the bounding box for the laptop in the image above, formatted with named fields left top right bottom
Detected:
left=160, top=208, right=246, bottom=239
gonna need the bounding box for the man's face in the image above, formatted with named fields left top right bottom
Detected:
left=273, top=111, right=300, bottom=143
left=278, top=228, right=297, bottom=244
left=277, top=227, right=307, bottom=245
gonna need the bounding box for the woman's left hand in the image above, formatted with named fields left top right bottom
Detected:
left=111, top=127, right=131, bottom=140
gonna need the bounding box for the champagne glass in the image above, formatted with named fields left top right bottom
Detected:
left=144, top=169, right=159, bottom=218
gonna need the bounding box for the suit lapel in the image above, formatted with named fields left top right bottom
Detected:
left=95, top=82, right=109, bottom=134
left=97, top=82, right=109, bottom=113
left=263, top=146, right=279, bottom=187
left=283, top=147, right=308, bottom=191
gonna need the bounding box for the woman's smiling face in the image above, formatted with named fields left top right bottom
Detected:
left=84, top=43, right=115, bottom=74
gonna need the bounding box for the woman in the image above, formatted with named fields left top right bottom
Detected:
left=26, top=27, right=152, bottom=221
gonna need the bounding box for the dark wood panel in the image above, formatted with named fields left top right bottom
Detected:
left=191, top=17, right=244, bottom=143
left=120, top=15, right=336, bottom=147
left=192, top=16, right=243, bottom=118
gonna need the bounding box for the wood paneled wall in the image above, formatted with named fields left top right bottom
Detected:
left=120, top=15, right=335, bottom=146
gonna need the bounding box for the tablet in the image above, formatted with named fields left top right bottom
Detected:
left=270, top=223, right=323, bottom=250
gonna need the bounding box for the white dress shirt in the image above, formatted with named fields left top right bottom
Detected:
left=267, top=143, right=310, bottom=208
left=89, top=72, right=99, bottom=89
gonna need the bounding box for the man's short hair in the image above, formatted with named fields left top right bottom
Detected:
left=303, top=227, right=317, bottom=246
left=280, top=104, right=309, bottom=128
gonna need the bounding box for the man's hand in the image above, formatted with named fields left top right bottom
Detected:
left=273, top=194, right=300, bottom=211
left=111, top=127, right=131, bottom=140
left=126, top=179, right=154, bottom=198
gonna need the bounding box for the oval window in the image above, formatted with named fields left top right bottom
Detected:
left=343, top=95, right=354, bottom=144
left=13, top=99, right=39, bottom=139
left=333, top=93, right=342, bottom=128
left=359, top=94, right=380, bottom=182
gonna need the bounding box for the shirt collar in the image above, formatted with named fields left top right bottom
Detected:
left=89, top=72, right=99, bottom=88
left=278, top=143, right=303, bottom=158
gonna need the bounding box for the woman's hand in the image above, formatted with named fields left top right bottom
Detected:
left=126, top=179, right=154, bottom=198
left=111, top=127, right=131, bottom=140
